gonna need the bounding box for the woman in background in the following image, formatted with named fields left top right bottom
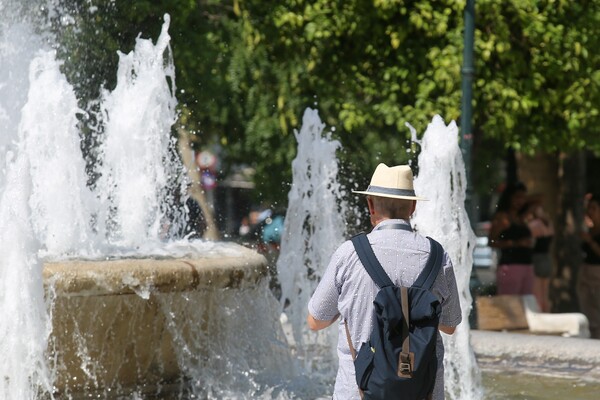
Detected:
left=489, top=182, right=534, bottom=295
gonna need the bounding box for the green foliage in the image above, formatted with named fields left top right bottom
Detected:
left=53, top=0, right=243, bottom=183
left=54, top=0, right=600, bottom=206
left=55, top=0, right=236, bottom=130
left=473, top=0, right=600, bottom=153
left=229, top=0, right=467, bottom=201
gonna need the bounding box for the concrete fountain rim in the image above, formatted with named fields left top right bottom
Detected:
left=471, top=330, right=600, bottom=381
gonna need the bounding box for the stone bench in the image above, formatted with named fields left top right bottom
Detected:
left=476, top=294, right=590, bottom=338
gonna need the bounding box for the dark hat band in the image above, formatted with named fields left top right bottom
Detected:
left=367, top=185, right=416, bottom=197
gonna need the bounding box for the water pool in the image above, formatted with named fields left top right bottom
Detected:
left=482, top=372, right=600, bottom=400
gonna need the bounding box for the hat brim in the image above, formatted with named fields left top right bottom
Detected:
left=352, top=189, right=428, bottom=201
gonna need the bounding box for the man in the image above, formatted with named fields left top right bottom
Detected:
left=307, top=163, right=462, bottom=400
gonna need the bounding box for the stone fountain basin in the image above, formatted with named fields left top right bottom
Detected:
left=43, top=244, right=267, bottom=397
left=471, top=330, right=600, bottom=381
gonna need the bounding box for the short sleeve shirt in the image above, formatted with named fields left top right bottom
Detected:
left=308, top=219, right=462, bottom=400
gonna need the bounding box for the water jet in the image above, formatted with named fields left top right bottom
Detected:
left=0, top=5, right=285, bottom=399
left=2, top=2, right=600, bottom=399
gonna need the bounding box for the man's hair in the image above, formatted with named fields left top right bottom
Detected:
left=370, top=196, right=414, bottom=219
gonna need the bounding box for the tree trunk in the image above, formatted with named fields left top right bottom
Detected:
left=551, top=151, right=586, bottom=313
left=516, top=151, right=559, bottom=218
left=177, top=130, right=220, bottom=241
left=506, top=147, right=518, bottom=185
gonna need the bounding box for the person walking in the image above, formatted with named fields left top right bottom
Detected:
left=307, top=164, right=462, bottom=400
left=488, top=182, right=534, bottom=295
left=579, top=193, right=600, bottom=339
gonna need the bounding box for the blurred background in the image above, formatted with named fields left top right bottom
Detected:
left=44, top=0, right=599, bottom=313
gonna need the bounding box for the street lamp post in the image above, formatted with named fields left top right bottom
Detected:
left=461, top=0, right=475, bottom=224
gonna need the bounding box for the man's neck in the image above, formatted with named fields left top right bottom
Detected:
left=371, top=216, right=410, bottom=227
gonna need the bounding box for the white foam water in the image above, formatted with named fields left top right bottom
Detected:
left=0, top=154, right=53, bottom=399
left=0, top=3, right=43, bottom=190
left=2, top=7, right=184, bottom=259
left=0, top=6, right=186, bottom=398
left=94, top=14, right=183, bottom=249
left=276, top=108, right=348, bottom=375
left=21, top=50, right=96, bottom=257
left=411, top=115, right=483, bottom=399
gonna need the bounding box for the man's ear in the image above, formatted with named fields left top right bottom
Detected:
left=409, top=200, right=417, bottom=215
left=367, top=197, right=378, bottom=227
left=367, top=197, right=375, bottom=215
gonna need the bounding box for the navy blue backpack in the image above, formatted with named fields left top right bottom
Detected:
left=346, top=231, right=443, bottom=400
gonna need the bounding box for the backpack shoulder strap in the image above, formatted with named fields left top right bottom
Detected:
left=351, top=233, right=394, bottom=288
left=413, top=237, right=444, bottom=289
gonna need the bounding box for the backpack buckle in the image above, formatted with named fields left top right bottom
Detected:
left=398, top=352, right=414, bottom=378
left=398, top=362, right=412, bottom=374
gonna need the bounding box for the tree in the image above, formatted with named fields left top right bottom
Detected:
left=226, top=0, right=599, bottom=205
left=472, top=0, right=599, bottom=152
left=51, top=0, right=600, bottom=193
left=53, top=1, right=599, bottom=231
left=229, top=0, right=469, bottom=201
left=472, top=0, right=600, bottom=311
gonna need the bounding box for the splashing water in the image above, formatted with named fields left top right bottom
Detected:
left=95, top=14, right=183, bottom=249
left=21, top=50, right=96, bottom=257
left=0, top=3, right=44, bottom=189
left=411, top=115, right=483, bottom=399
left=2, top=6, right=185, bottom=259
left=156, top=283, right=299, bottom=400
left=0, top=6, right=186, bottom=398
left=0, top=154, right=53, bottom=399
left=276, top=108, right=348, bottom=376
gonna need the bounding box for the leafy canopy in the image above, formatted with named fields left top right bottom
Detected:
left=54, top=0, right=600, bottom=204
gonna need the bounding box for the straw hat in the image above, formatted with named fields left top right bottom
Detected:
left=353, top=163, right=427, bottom=201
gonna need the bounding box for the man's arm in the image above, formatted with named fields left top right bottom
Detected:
left=437, top=252, right=462, bottom=336
left=307, top=242, right=349, bottom=331
left=439, top=324, right=456, bottom=335
left=307, top=312, right=339, bottom=331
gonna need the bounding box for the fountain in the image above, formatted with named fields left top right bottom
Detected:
left=0, top=4, right=282, bottom=399
left=3, top=3, right=489, bottom=398
left=410, top=116, right=482, bottom=399
left=276, top=108, right=348, bottom=380
left=3, top=2, right=600, bottom=399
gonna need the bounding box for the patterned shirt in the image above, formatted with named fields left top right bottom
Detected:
left=308, top=219, right=462, bottom=400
